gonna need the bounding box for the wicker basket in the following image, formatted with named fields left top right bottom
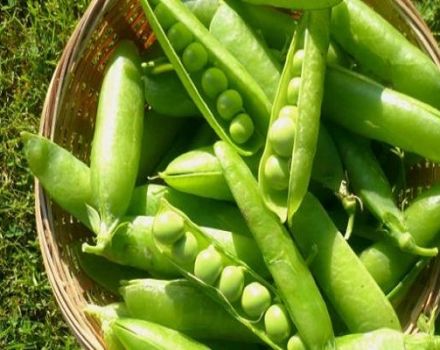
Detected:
left=36, top=0, right=440, bottom=348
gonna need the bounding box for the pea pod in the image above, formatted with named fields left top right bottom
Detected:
left=209, top=0, right=281, bottom=101
left=120, top=278, right=258, bottom=342
left=323, top=65, right=440, bottom=162
left=239, top=0, right=342, bottom=10
left=360, top=183, right=440, bottom=293
left=288, top=192, right=401, bottom=333
left=214, top=141, right=334, bottom=350
left=89, top=40, right=144, bottom=244
left=83, top=215, right=269, bottom=278
left=152, top=199, right=294, bottom=349
left=331, top=0, right=440, bottom=110
left=331, top=126, right=437, bottom=257
left=140, top=0, right=271, bottom=155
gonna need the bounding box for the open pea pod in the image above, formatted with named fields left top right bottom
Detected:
left=240, top=0, right=342, bottom=10
left=140, top=0, right=271, bottom=156
left=152, top=199, right=294, bottom=349
left=258, top=10, right=331, bottom=223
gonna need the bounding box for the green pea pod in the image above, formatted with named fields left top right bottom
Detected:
left=151, top=199, right=294, bottom=349
left=21, top=132, right=93, bottom=229
left=120, top=278, right=258, bottom=342
left=360, top=183, right=440, bottom=293
left=75, top=244, right=147, bottom=295
left=331, top=0, right=440, bottom=110
left=331, top=126, right=437, bottom=257
left=140, top=0, right=271, bottom=155
left=137, top=110, right=185, bottom=183
left=143, top=68, right=199, bottom=117
left=128, top=184, right=252, bottom=236
left=159, top=146, right=234, bottom=201
left=288, top=329, right=440, bottom=350
left=84, top=303, right=128, bottom=350
left=113, top=318, right=211, bottom=350
left=84, top=215, right=270, bottom=279
left=89, top=40, right=144, bottom=244
left=239, top=0, right=342, bottom=10
left=214, top=141, right=334, bottom=350
left=288, top=193, right=401, bottom=333
left=209, top=0, right=281, bottom=101
left=323, top=65, right=440, bottom=162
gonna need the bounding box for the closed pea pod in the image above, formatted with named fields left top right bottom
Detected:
left=238, top=0, right=342, bottom=10
left=151, top=199, right=294, bottom=349
left=140, top=0, right=271, bottom=156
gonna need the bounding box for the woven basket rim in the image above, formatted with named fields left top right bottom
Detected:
left=36, top=0, right=440, bottom=348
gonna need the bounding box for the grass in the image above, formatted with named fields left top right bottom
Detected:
left=0, top=0, right=439, bottom=348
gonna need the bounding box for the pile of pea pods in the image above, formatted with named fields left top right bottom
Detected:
left=24, top=0, right=440, bottom=348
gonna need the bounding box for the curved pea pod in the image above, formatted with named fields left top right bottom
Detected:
left=331, top=126, right=438, bottom=257
left=152, top=199, right=294, bottom=349
left=240, top=0, right=341, bottom=10
left=137, top=110, right=185, bottom=183
left=209, top=0, right=281, bottom=101
left=288, top=192, right=401, bottom=333
left=120, top=278, right=258, bottom=342
left=323, top=65, right=440, bottom=162
left=21, top=132, right=93, bottom=229
left=143, top=67, right=199, bottom=117
left=140, top=0, right=271, bottom=156
left=331, top=0, right=440, bottom=110
left=128, top=184, right=252, bottom=236
left=359, top=183, right=440, bottom=293
left=258, top=9, right=331, bottom=223
left=85, top=303, right=128, bottom=350
left=288, top=329, right=440, bottom=350
left=89, top=40, right=144, bottom=243
left=214, top=141, right=334, bottom=350
left=159, top=146, right=234, bottom=201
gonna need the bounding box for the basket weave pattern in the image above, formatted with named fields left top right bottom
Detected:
left=36, top=0, right=440, bottom=348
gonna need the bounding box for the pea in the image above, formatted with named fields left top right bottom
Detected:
left=278, top=105, right=298, bottom=121
left=218, top=266, right=245, bottom=303
left=182, top=42, right=208, bottom=73
left=217, top=89, right=243, bottom=121
left=194, top=246, right=223, bottom=285
left=229, top=113, right=254, bottom=144
left=287, top=335, right=305, bottom=350
left=172, top=232, right=199, bottom=263
left=264, top=304, right=291, bottom=342
left=241, top=282, right=271, bottom=319
left=264, top=155, right=290, bottom=191
left=153, top=210, right=185, bottom=245
left=268, top=117, right=296, bottom=157
left=167, top=23, right=194, bottom=52
left=286, top=77, right=301, bottom=105
left=154, top=3, right=176, bottom=30
left=291, top=49, right=305, bottom=76
left=201, top=67, right=228, bottom=99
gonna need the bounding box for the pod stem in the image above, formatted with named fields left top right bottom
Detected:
left=338, top=180, right=360, bottom=240
left=386, top=229, right=438, bottom=257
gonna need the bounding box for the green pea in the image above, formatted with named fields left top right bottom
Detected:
left=278, top=105, right=298, bottom=121
left=167, top=23, right=194, bottom=52
left=154, top=3, right=176, bottom=30
left=182, top=42, right=208, bottom=73
left=264, top=304, right=291, bottom=342
left=286, top=77, right=301, bottom=105
left=217, top=89, right=243, bottom=121
left=201, top=67, right=228, bottom=99
left=153, top=210, right=185, bottom=245
left=194, top=246, right=223, bottom=285
left=241, top=282, right=271, bottom=319
left=287, top=335, right=306, bottom=350
left=172, top=232, right=199, bottom=263
left=291, top=49, right=305, bottom=76
left=268, top=117, right=296, bottom=157
left=264, top=155, right=290, bottom=191
left=218, top=266, right=245, bottom=303
left=229, top=113, right=254, bottom=145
